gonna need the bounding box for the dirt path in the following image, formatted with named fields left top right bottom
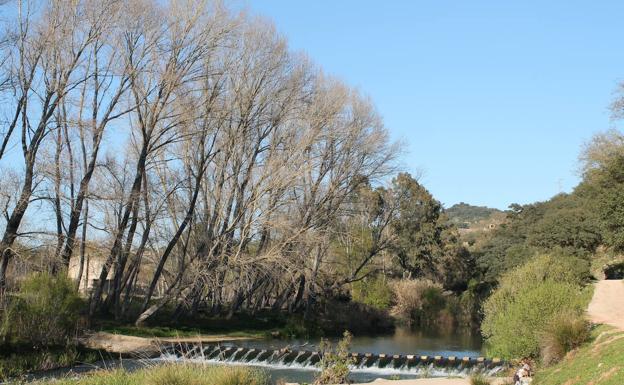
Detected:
left=587, top=279, right=624, bottom=330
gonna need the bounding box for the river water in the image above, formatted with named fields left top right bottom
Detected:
left=30, top=327, right=490, bottom=384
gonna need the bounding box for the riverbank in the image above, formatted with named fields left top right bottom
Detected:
left=528, top=280, right=624, bottom=384
left=79, top=331, right=259, bottom=356
left=532, top=325, right=624, bottom=384
left=329, top=378, right=509, bottom=385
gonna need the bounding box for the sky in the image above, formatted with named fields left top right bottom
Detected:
left=242, top=0, right=624, bottom=209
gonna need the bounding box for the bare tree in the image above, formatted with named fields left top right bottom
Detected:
left=0, top=0, right=102, bottom=288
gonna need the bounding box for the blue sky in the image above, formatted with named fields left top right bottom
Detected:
left=242, top=0, right=624, bottom=209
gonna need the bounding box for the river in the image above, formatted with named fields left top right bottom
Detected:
left=30, top=327, right=493, bottom=384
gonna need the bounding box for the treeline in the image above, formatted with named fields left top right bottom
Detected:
left=474, top=129, right=624, bottom=282
left=0, top=0, right=478, bottom=329
left=474, top=126, right=624, bottom=361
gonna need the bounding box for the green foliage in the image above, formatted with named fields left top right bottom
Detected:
left=0, top=346, right=97, bottom=380
left=446, top=202, right=502, bottom=225
left=474, top=129, right=624, bottom=284
left=578, top=146, right=624, bottom=251
left=31, top=364, right=270, bottom=385
left=481, top=254, right=591, bottom=360
left=540, top=312, right=590, bottom=365
left=1, top=272, right=84, bottom=347
left=280, top=316, right=315, bottom=338
left=315, top=331, right=354, bottom=385
left=351, top=276, right=393, bottom=310
left=475, top=194, right=600, bottom=282
left=390, top=173, right=474, bottom=290
left=533, top=326, right=624, bottom=385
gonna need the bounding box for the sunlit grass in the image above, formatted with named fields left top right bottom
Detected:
left=32, top=364, right=270, bottom=385
left=533, top=325, right=624, bottom=385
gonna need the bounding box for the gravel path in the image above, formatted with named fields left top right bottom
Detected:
left=587, top=279, right=624, bottom=330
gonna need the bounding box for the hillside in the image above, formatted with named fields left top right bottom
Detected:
left=445, top=202, right=504, bottom=229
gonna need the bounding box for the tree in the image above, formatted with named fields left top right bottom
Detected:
left=390, top=173, right=472, bottom=289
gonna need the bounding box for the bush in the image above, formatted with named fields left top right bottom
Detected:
left=391, top=279, right=447, bottom=327
left=540, top=313, right=590, bottom=364
left=470, top=374, right=491, bottom=385
left=1, top=272, right=84, bottom=347
left=481, top=254, right=590, bottom=360
left=319, top=300, right=394, bottom=336
left=351, top=276, right=393, bottom=310
left=315, top=331, right=354, bottom=385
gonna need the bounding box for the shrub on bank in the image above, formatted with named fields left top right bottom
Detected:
left=319, top=300, right=394, bottom=336
left=540, top=312, right=590, bottom=364
left=391, top=279, right=448, bottom=328
left=351, top=276, right=393, bottom=310
left=481, top=254, right=591, bottom=361
left=0, top=272, right=84, bottom=347
left=315, top=331, right=354, bottom=385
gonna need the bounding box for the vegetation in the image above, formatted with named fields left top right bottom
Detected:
left=446, top=203, right=502, bottom=226
left=469, top=374, right=492, bottom=385
left=1, top=273, right=83, bottom=347
left=540, top=313, right=590, bottom=365
left=0, top=0, right=481, bottom=337
left=0, top=0, right=623, bottom=383
left=481, top=254, right=592, bottom=360
left=0, top=273, right=94, bottom=379
left=351, top=276, right=393, bottom=311
left=314, top=331, right=354, bottom=385
left=390, top=279, right=447, bottom=328
left=29, top=364, right=270, bottom=385
left=533, top=326, right=624, bottom=385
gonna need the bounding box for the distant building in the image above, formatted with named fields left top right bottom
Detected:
left=68, top=255, right=113, bottom=294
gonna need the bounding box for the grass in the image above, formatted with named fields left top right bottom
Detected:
left=0, top=346, right=99, bottom=380
left=470, top=374, right=492, bottom=385
left=29, top=364, right=270, bottom=385
left=95, top=310, right=319, bottom=340
left=533, top=325, right=624, bottom=385
left=102, top=325, right=265, bottom=339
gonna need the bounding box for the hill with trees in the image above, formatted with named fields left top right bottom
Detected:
left=446, top=203, right=503, bottom=226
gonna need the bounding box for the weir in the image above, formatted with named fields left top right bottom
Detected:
left=159, top=343, right=505, bottom=377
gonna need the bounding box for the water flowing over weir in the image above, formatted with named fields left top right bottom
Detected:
left=158, top=342, right=506, bottom=377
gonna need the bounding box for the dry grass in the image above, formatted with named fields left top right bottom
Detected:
left=540, top=313, right=590, bottom=365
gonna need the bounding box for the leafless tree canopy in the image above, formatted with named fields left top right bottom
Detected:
left=0, top=0, right=399, bottom=324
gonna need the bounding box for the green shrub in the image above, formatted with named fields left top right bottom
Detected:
left=281, top=316, right=314, bottom=338
left=351, top=276, right=393, bottom=310
left=315, top=331, right=354, bottom=385
left=540, top=313, right=590, bottom=364
left=481, top=254, right=590, bottom=360
left=1, top=272, right=84, bottom=347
